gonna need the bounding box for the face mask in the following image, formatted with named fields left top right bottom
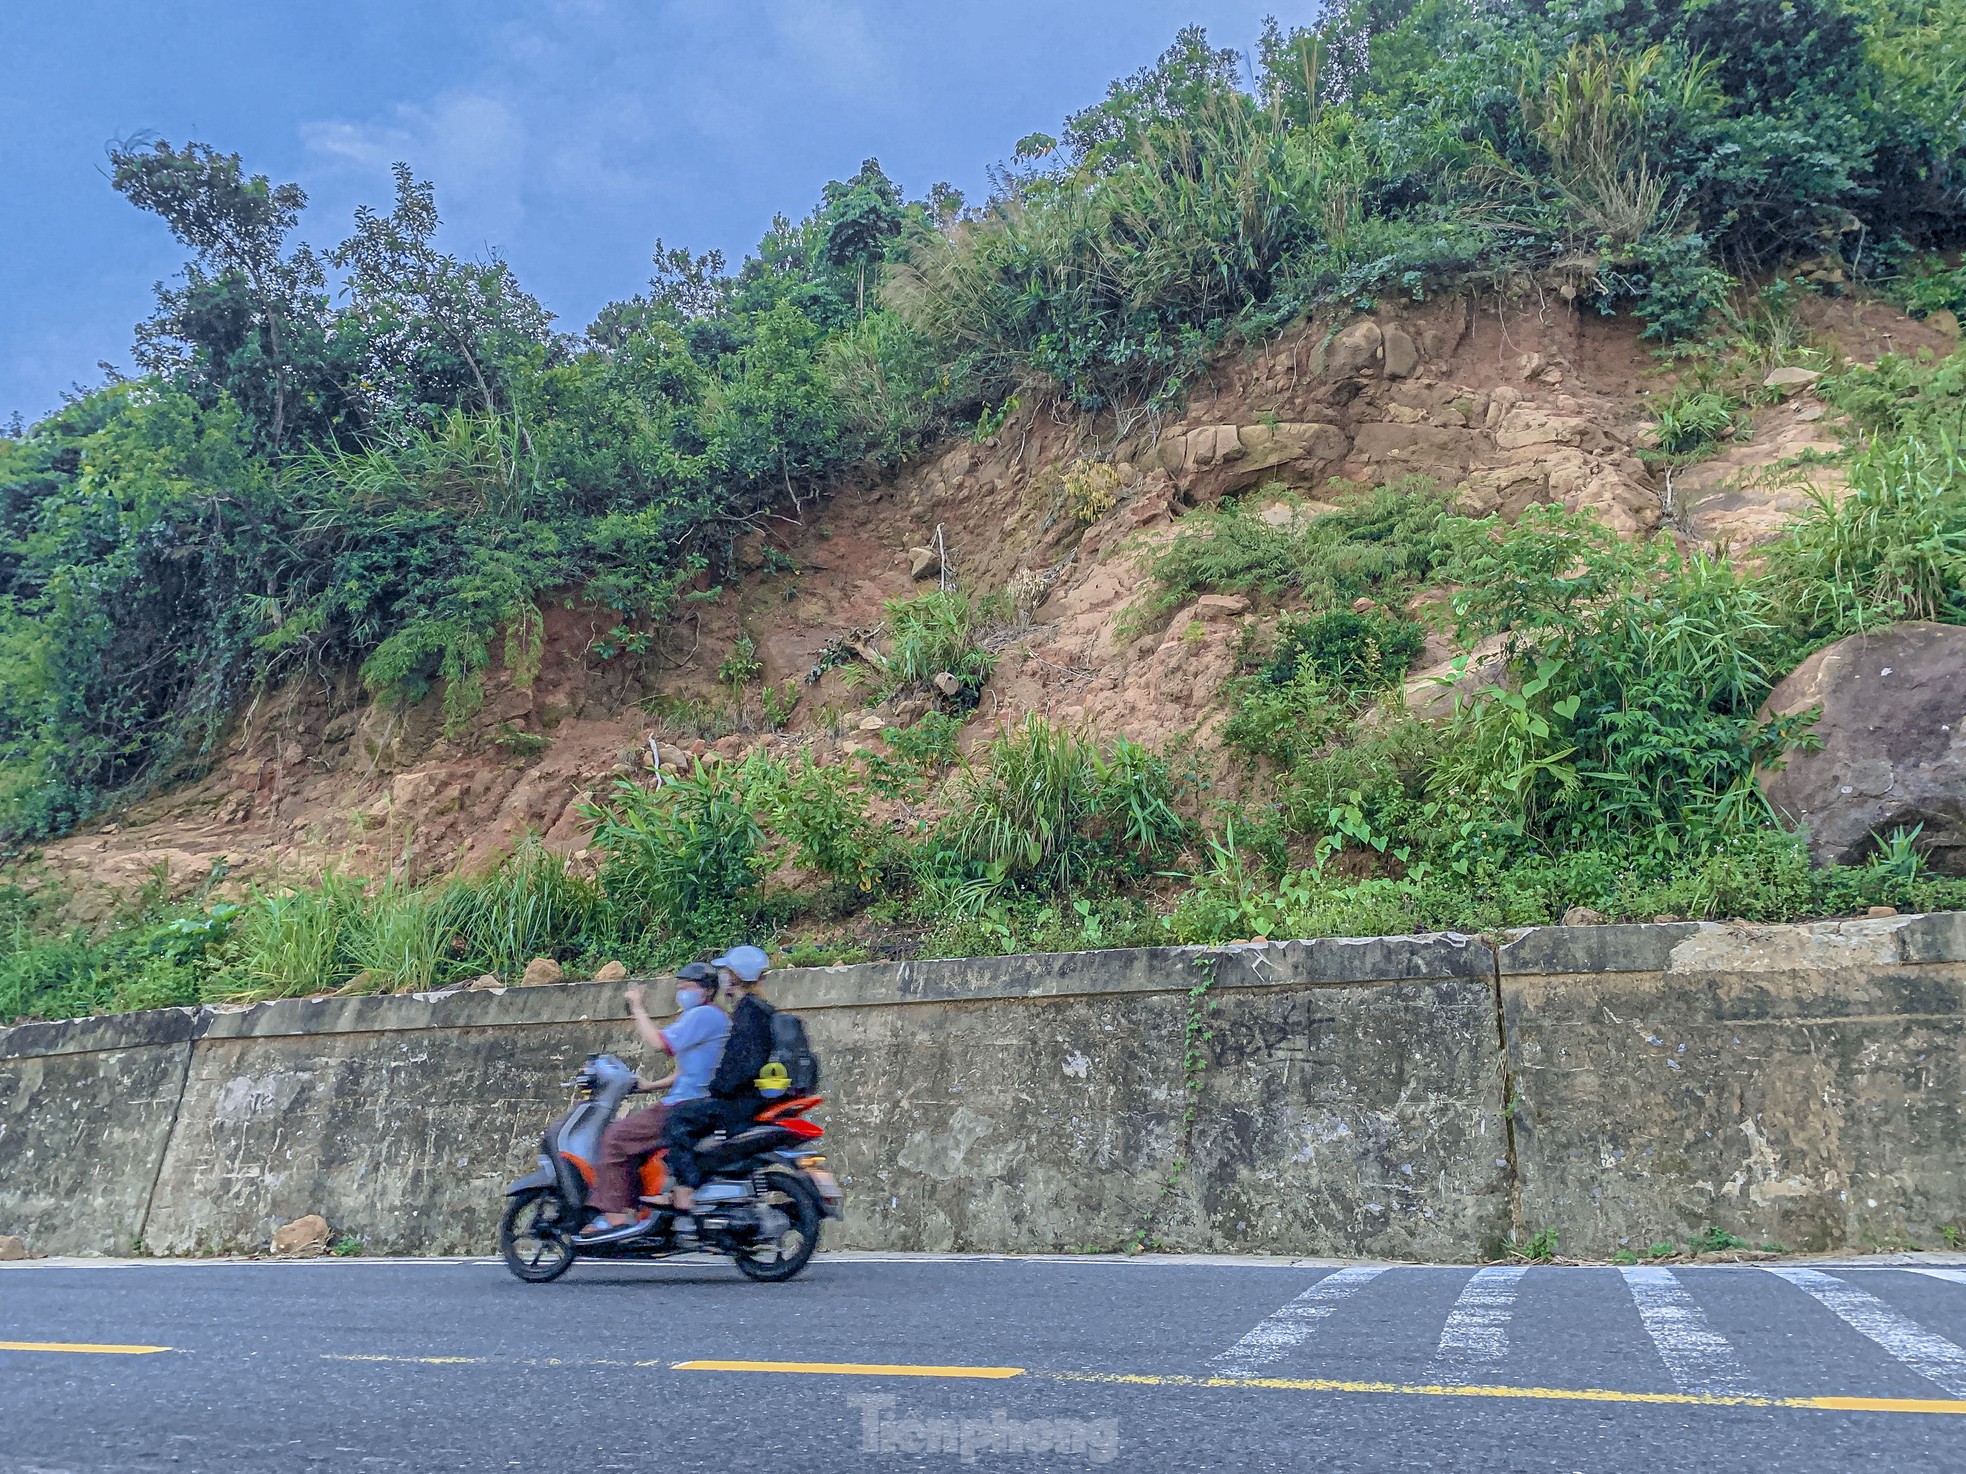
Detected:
left=676, top=986, right=705, bottom=1010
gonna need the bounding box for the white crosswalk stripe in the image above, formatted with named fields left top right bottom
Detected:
left=1621, top=1265, right=1763, bottom=1396
left=1905, top=1267, right=1966, bottom=1288
left=1766, top=1266, right=1966, bottom=1397
left=1430, top=1264, right=1529, bottom=1376
left=1212, top=1264, right=1386, bottom=1379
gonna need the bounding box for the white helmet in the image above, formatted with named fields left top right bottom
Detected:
left=709, top=944, right=770, bottom=983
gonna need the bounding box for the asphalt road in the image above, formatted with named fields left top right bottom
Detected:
left=4, top=1253, right=1965, bottom=1472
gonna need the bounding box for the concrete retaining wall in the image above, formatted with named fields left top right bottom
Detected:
left=3, top=915, right=1962, bottom=1260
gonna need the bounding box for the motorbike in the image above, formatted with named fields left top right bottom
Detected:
left=499, top=1053, right=841, bottom=1284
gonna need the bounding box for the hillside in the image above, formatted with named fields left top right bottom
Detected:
left=23, top=287, right=1964, bottom=922
left=6, top=1, right=1966, bottom=1019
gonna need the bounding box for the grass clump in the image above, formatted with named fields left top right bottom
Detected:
left=1141, top=481, right=1457, bottom=627
left=878, top=589, right=998, bottom=703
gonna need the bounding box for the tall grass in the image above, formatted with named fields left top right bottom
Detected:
left=942, top=716, right=1186, bottom=889
left=1139, top=479, right=1457, bottom=625
left=234, top=879, right=354, bottom=998
left=340, top=875, right=461, bottom=994
left=586, top=764, right=767, bottom=947
left=880, top=589, right=997, bottom=696
left=1766, top=428, right=1966, bottom=637
left=454, top=837, right=604, bottom=976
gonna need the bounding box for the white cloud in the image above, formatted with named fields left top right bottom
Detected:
left=302, top=91, right=529, bottom=243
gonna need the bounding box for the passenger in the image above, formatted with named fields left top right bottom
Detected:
left=578, top=962, right=729, bottom=1242
left=662, top=944, right=774, bottom=1220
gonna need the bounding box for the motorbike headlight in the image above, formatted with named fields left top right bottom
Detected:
left=798, top=1154, right=827, bottom=1169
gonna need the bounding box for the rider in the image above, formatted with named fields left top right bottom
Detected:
left=578, top=961, right=730, bottom=1242
left=662, top=944, right=774, bottom=1220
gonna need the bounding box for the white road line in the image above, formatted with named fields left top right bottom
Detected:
left=1621, top=1266, right=1762, bottom=1397
left=1212, top=1264, right=1386, bottom=1378
left=1430, top=1265, right=1529, bottom=1373
left=1767, top=1266, right=1966, bottom=1398
left=1905, top=1268, right=1966, bottom=1288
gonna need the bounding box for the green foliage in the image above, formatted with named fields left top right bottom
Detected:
left=717, top=636, right=763, bottom=693
left=757, top=757, right=890, bottom=894
left=1691, top=1225, right=1750, bottom=1253
left=1651, top=388, right=1739, bottom=455
left=586, top=765, right=768, bottom=949
left=879, top=589, right=997, bottom=700
left=453, top=838, right=604, bottom=977
left=340, top=876, right=460, bottom=994
left=1513, top=1227, right=1561, bottom=1264
left=884, top=711, right=963, bottom=770
left=937, top=716, right=1187, bottom=897
left=1142, top=481, right=1458, bottom=624
left=1764, top=414, right=1966, bottom=637
left=1264, top=609, right=1425, bottom=693
left=1434, top=507, right=1802, bottom=851
left=234, top=880, right=353, bottom=997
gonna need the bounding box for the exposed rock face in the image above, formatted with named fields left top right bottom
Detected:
left=36, top=291, right=1940, bottom=918
left=272, top=1214, right=331, bottom=1256
left=1146, top=420, right=1350, bottom=502
left=1759, top=623, right=1966, bottom=873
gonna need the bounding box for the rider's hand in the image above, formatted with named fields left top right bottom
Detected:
left=624, top=983, right=644, bottom=1012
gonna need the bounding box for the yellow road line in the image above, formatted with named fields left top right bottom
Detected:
left=0, top=1340, right=171, bottom=1356
left=1050, top=1370, right=1966, bottom=1416
left=305, top=1353, right=1966, bottom=1417
left=675, top=1359, right=1025, bottom=1379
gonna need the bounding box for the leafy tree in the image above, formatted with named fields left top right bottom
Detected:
left=329, top=164, right=555, bottom=420
left=819, top=158, right=907, bottom=314
left=109, top=138, right=342, bottom=448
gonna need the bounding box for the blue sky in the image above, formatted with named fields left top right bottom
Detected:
left=1, top=1, right=1297, bottom=425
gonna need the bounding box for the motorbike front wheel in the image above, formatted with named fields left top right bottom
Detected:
left=733, top=1167, right=824, bottom=1283
left=500, top=1189, right=576, bottom=1283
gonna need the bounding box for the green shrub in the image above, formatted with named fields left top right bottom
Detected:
left=880, top=590, right=996, bottom=700
left=1650, top=388, right=1739, bottom=456
left=1263, top=609, right=1425, bottom=693
left=587, top=764, right=768, bottom=947
left=1431, top=506, right=1805, bottom=854
left=884, top=711, right=963, bottom=770
left=454, top=839, right=604, bottom=977
left=1142, top=481, right=1458, bottom=624
left=940, top=716, right=1185, bottom=893
left=759, top=758, right=890, bottom=894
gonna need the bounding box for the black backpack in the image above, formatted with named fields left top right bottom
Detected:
left=756, top=1008, right=821, bottom=1098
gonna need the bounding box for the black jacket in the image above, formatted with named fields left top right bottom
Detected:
left=710, top=993, right=773, bottom=1101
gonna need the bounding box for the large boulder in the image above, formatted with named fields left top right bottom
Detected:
left=272, top=1215, right=331, bottom=1257
left=1759, top=622, right=1966, bottom=873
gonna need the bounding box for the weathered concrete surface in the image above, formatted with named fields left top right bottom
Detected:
left=813, top=937, right=1508, bottom=1259
left=4, top=938, right=1503, bottom=1259
left=1502, top=913, right=1966, bottom=1257
left=6, top=916, right=1965, bottom=1260
left=0, top=1009, right=199, bottom=1256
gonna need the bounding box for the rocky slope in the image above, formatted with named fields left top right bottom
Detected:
left=29, top=291, right=1955, bottom=920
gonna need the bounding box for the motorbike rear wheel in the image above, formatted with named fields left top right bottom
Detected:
left=733, top=1166, right=823, bottom=1283
left=500, top=1189, right=576, bottom=1283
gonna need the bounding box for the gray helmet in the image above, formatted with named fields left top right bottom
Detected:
left=676, top=961, right=718, bottom=997
left=709, top=944, right=770, bottom=983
